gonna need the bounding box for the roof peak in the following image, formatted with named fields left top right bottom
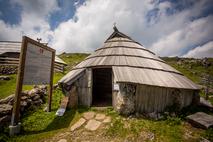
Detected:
left=106, top=26, right=132, bottom=41
left=113, top=25, right=119, bottom=32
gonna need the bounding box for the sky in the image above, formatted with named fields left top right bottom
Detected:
left=0, top=0, right=212, bottom=58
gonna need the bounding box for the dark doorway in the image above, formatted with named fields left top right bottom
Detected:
left=92, top=68, right=112, bottom=106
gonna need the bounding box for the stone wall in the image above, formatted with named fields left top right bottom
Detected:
left=0, top=86, right=47, bottom=128
left=113, top=83, right=136, bottom=116
left=0, top=65, right=18, bottom=75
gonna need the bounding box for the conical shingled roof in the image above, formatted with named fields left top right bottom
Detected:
left=59, top=27, right=199, bottom=90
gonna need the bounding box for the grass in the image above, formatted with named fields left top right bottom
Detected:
left=0, top=74, right=32, bottom=99
left=162, top=57, right=213, bottom=84
left=59, top=53, right=89, bottom=72
left=6, top=88, right=89, bottom=142
left=105, top=109, right=204, bottom=142
left=0, top=72, right=64, bottom=99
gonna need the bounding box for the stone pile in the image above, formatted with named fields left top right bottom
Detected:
left=0, top=85, right=47, bottom=128
left=0, top=76, right=10, bottom=80
left=0, top=65, right=18, bottom=75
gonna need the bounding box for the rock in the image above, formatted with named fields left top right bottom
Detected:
left=33, top=99, right=43, bottom=105
left=147, top=132, right=155, bottom=141
left=71, top=118, right=86, bottom=131
left=54, top=84, right=59, bottom=90
left=58, top=139, right=67, bottom=142
left=22, top=91, right=29, bottom=96
left=85, top=119, right=101, bottom=131
left=43, top=106, right=48, bottom=112
left=20, top=101, right=28, bottom=107
left=139, top=131, right=155, bottom=141
left=95, top=113, right=106, bottom=120
left=0, top=76, right=10, bottom=80
left=103, top=116, right=111, bottom=123
left=27, top=99, right=32, bottom=105
left=83, top=112, right=95, bottom=120
left=186, top=112, right=213, bottom=129
left=32, top=95, right=40, bottom=101
left=39, top=85, right=47, bottom=90
left=0, top=65, right=18, bottom=75
left=144, top=112, right=163, bottom=120
left=200, top=137, right=210, bottom=142
left=21, top=96, right=28, bottom=100
left=115, top=84, right=136, bottom=116
left=0, top=94, right=14, bottom=104
left=199, top=97, right=213, bottom=110
left=0, top=115, right=11, bottom=125
left=0, top=104, right=13, bottom=116
left=28, top=88, right=40, bottom=97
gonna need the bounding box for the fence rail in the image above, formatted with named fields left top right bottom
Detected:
left=0, top=57, right=65, bottom=72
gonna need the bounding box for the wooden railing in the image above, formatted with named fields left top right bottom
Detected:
left=0, top=57, right=66, bottom=72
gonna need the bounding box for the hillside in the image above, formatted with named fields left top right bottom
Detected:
left=161, top=57, right=213, bottom=86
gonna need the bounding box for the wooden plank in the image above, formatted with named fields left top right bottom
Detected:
left=47, top=50, right=55, bottom=112
left=11, top=36, right=27, bottom=126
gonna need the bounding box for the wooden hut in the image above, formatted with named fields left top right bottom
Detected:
left=59, top=27, right=200, bottom=115
left=0, top=41, right=67, bottom=72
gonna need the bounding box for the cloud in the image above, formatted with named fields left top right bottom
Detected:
left=0, top=0, right=212, bottom=58
left=52, top=0, right=213, bottom=55
left=183, top=41, right=213, bottom=58
left=149, top=15, right=213, bottom=56
left=0, top=0, right=58, bottom=42
left=51, top=0, right=154, bottom=53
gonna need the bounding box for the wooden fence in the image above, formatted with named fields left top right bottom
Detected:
left=0, top=57, right=65, bottom=73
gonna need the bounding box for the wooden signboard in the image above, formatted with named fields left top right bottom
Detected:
left=11, top=36, right=55, bottom=128
left=23, top=42, right=53, bottom=85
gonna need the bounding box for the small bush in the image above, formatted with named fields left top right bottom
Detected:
left=106, top=119, right=127, bottom=137
left=202, top=128, right=213, bottom=141
left=166, top=116, right=182, bottom=126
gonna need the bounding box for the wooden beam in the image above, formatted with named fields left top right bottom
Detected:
left=11, top=36, right=27, bottom=125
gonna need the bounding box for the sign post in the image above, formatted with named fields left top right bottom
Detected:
left=9, top=36, right=55, bottom=135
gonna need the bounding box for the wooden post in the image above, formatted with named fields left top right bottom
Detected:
left=11, top=36, right=27, bottom=126
left=47, top=51, right=55, bottom=112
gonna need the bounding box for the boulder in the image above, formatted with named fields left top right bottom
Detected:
left=0, top=94, right=14, bottom=104
left=70, top=118, right=86, bottom=131
left=85, top=119, right=101, bottom=131
left=0, top=104, right=13, bottom=116
left=20, top=101, right=28, bottom=107
left=28, top=88, right=40, bottom=97
left=115, top=84, right=136, bottom=115
left=199, top=97, right=213, bottom=110
left=32, top=99, right=43, bottom=105
left=32, top=94, right=40, bottom=101
left=0, top=76, right=10, bottom=80
left=21, top=96, right=28, bottom=100
left=83, top=112, right=95, bottom=120
left=53, top=84, right=59, bottom=90
left=186, top=112, right=213, bottom=129
left=0, top=115, right=11, bottom=125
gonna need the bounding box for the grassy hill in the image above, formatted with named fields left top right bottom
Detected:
left=58, top=53, right=89, bottom=72
left=161, top=57, right=213, bottom=85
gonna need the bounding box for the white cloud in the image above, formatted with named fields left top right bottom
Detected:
left=183, top=41, right=213, bottom=58
left=149, top=15, right=213, bottom=56
left=0, top=0, right=212, bottom=58
left=52, top=0, right=154, bottom=53
left=52, top=0, right=213, bottom=55
left=0, top=0, right=58, bottom=42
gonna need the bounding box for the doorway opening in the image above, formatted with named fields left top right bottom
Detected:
left=92, top=68, right=112, bottom=106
